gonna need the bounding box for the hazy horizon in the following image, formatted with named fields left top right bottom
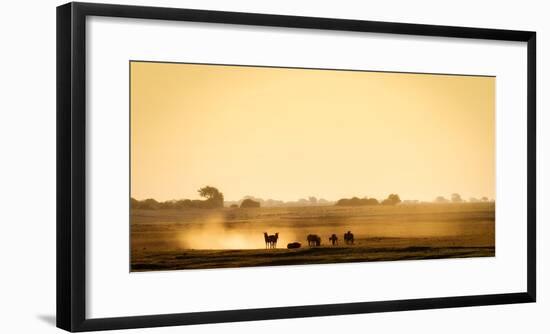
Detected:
left=130, top=192, right=494, bottom=203
left=131, top=62, right=495, bottom=203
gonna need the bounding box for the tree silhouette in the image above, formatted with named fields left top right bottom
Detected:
left=381, top=194, right=401, bottom=205
left=140, top=198, right=160, bottom=209
left=434, top=196, right=449, bottom=203
left=240, top=198, right=260, bottom=208
left=198, top=186, right=224, bottom=208
left=451, top=193, right=463, bottom=203
left=335, top=196, right=380, bottom=206
left=130, top=197, right=139, bottom=209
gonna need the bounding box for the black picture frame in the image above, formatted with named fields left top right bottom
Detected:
left=57, top=2, right=536, bottom=332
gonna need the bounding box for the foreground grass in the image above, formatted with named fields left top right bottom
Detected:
left=132, top=245, right=494, bottom=271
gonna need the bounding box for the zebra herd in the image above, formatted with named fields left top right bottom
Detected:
left=263, top=231, right=355, bottom=249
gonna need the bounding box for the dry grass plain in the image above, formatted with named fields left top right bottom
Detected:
left=130, top=203, right=494, bottom=271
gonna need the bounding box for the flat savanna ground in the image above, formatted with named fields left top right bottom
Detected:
left=131, top=203, right=495, bottom=271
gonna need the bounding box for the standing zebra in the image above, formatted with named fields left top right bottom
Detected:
left=344, top=231, right=354, bottom=245
left=264, top=232, right=279, bottom=249
left=268, top=233, right=279, bottom=248
left=264, top=232, right=270, bottom=248
left=307, top=234, right=321, bottom=247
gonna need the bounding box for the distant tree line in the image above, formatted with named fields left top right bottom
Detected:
left=434, top=193, right=491, bottom=204
left=335, top=194, right=401, bottom=207
left=132, top=187, right=492, bottom=210
left=225, top=196, right=334, bottom=208
left=131, top=186, right=224, bottom=210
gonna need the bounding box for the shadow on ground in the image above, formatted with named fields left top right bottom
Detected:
left=37, top=314, right=56, bottom=326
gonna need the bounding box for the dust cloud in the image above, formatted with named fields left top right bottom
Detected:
left=175, top=213, right=299, bottom=250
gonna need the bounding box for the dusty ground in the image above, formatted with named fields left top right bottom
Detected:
left=130, top=203, right=495, bottom=271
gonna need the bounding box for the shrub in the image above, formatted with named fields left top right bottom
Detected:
left=240, top=199, right=260, bottom=208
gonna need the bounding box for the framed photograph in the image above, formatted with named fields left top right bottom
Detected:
left=57, top=2, right=536, bottom=332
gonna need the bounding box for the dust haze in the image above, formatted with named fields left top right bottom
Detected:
left=131, top=203, right=495, bottom=270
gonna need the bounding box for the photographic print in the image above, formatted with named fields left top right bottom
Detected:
left=57, top=4, right=536, bottom=330
left=130, top=61, right=495, bottom=272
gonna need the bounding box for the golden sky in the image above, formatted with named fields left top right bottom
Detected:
left=130, top=62, right=495, bottom=202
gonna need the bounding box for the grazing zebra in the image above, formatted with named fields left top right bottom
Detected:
left=307, top=234, right=321, bottom=247
left=344, top=231, right=354, bottom=245
left=329, top=234, right=338, bottom=246
left=287, top=242, right=301, bottom=249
